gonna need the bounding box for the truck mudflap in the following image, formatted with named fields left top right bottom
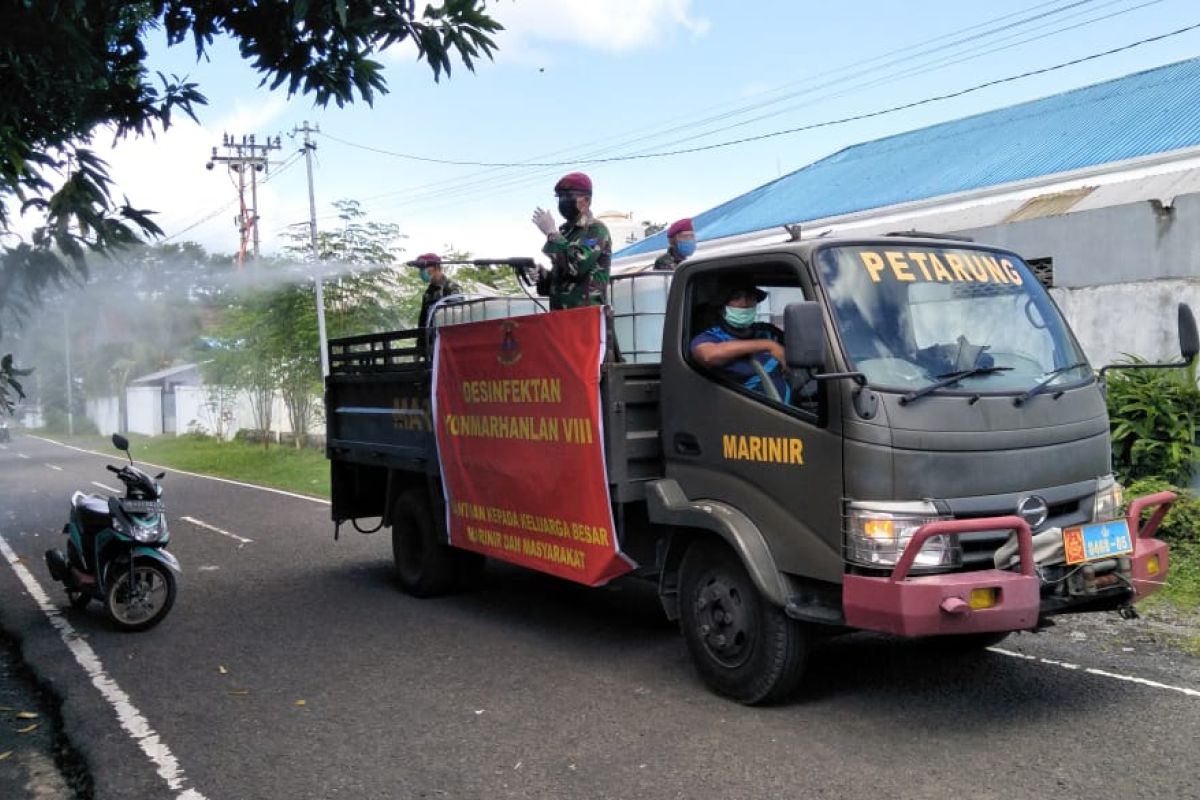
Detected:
left=843, top=516, right=1040, bottom=637
left=1126, top=490, right=1174, bottom=601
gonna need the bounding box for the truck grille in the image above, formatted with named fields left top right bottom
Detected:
left=944, top=485, right=1093, bottom=570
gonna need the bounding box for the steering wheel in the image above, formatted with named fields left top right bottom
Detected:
left=751, top=360, right=783, bottom=403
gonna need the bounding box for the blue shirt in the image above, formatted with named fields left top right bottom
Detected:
left=690, top=323, right=791, bottom=402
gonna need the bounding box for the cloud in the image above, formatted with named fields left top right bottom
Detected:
left=381, top=0, right=709, bottom=67
left=494, top=0, right=709, bottom=53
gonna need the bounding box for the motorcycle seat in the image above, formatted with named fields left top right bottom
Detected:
left=72, top=492, right=112, bottom=533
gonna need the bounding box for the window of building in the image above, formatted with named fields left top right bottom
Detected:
left=1026, top=257, right=1054, bottom=289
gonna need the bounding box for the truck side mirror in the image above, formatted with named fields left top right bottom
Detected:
left=1179, top=303, right=1198, bottom=364
left=783, top=302, right=826, bottom=370
left=1100, top=302, right=1199, bottom=379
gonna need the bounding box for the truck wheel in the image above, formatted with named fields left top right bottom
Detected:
left=678, top=540, right=808, bottom=705
left=391, top=488, right=477, bottom=597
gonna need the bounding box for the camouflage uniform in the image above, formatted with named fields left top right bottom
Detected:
left=653, top=249, right=685, bottom=271
left=537, top=212, right=612, bottom=310
left=418, top=275, right=462, bottom=330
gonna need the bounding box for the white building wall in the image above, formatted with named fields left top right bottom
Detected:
left=174, top=385, right=209, bottom=436
left=122, top=383, right=322, bottom=441
left=125, top=386, right=162, bottom=436
left=85, top=395, right=121, bottom=436
left=1052, top=279, right=1200, bottom=367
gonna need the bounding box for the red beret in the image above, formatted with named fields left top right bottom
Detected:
left=667, top=218, right=693, bottom=238
left=554, top=172, right=592, bottom=195
left=416, top=252, right=441, bottom=265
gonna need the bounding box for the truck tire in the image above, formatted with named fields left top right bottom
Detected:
left=678, top=540, right=808, bottom=705
left=391, top=488, right=480, bottom=597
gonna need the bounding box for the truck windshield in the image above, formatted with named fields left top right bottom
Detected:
left=816, top=244, right=1089, bottom=395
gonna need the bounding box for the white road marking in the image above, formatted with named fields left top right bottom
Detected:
left=17, top=452, right=30, bottom=459
left=181, top=516, right=253, bottom=545
left=91, top=481, right=122, bottom=494
left=30, top=436, right=329, bottom=505
left=0, top=533, right=208, bottom=799
left=0, top=443, right=8, bottom=450
left=45, top=463, right=63, bottom=471
left=989, top=646, right=1200, bottom=698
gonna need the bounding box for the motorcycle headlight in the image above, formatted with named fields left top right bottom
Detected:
left=1093, top=474, right=1124, bottom=522
left=130, top=515, right=167, bottom=544
left=845, top=500, right=961, bottom=569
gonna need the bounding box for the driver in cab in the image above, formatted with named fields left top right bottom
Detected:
left=690, top=281, right=790, bottom=402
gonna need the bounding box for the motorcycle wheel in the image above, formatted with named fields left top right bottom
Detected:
left=105, top=560, right=176, bottom=632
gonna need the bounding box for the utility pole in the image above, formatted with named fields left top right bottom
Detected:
left=64, top=309, right=74, bottom=436
left=206, top=133, right=282, bottom=267
left=295, top=121, right=330, bottom=378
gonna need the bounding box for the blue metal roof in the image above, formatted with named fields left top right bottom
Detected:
left=618, top=56, right=1200, bottom=257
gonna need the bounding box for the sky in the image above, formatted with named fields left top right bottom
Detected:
left=87, top=0, right=1200, bottom=267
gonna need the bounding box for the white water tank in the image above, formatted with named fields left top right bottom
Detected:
left=610, top=273, right=671, bottom=363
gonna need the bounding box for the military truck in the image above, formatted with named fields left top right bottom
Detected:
left=325, top=236, right=1195, bottom=704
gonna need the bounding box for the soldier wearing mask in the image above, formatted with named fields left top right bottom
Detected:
left=529, top=172, right=612, bottom=309
left=689, top=281, right=789, bottom=402
left=653, top=218, right=696, bottom=271
left=416, top=253, right=462, bottom=331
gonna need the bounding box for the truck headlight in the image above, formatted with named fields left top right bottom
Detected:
left=845, top=500, right=961, bottom=569
left=1093, top=474, right=1124, bottom=522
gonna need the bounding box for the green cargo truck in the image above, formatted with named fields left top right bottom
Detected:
left=326, top=235, right=1195, bottom=704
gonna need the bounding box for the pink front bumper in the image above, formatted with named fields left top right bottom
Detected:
left=1127, top=490, right=1174, bottom=601
left=843, top=516, right=1040, bottom=637
left=842, top=494, right=1177, bottom=638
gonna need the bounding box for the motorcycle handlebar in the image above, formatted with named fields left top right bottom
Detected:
left=106, top=465, right=120, bottom=473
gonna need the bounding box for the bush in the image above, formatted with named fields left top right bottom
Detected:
left=1124, top=478, right=1200, bottom=546
left=1106, top=359, right=1200, bottom=485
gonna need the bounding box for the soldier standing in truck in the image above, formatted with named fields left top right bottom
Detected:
left=529, top=172, right=612, bottom=309
left=653, top=218, right=696, bottom=271
left=416, top=253, right=462, bottom=331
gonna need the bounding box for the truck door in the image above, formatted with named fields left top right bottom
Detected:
left=660, top=255, right=845, bottom=584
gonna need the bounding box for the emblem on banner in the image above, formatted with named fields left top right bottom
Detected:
left=497, top=320, right=522, bottom=366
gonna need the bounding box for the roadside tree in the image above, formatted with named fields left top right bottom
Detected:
left=1, top=0, right=502, bottom=413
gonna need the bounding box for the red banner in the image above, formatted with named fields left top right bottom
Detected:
left=432, top=306, right=633, bottom=586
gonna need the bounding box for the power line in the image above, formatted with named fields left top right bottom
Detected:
left=318, top=0, right=1109, bottom=210
left=320, top=21, right=1200, bottom=170
left=163, top=150, right=303, bottom=242
left=315, top=0, right=1179, bottom=218
left=615, top=0, right=1168, bottom=158
left=377, top=0, right=1164, bottom=214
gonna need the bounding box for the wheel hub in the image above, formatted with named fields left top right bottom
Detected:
left=694, top=577, right=752, bottom=667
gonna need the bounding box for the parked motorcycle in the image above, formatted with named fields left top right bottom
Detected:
left=45, top=433, right=179, bottom=631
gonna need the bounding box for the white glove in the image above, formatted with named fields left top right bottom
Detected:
left=531, top=207, right=558, bottom=237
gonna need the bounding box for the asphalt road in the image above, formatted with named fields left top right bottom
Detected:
left=2, top=433, right=1199, bottom=800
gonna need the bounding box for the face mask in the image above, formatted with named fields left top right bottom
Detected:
left=676, top=240, right=696, bottom=258
left=557, top=196, right=581, bottom=222
left=724, top=306, right=757, bottom=328
left=419, top=269, right=432, bottom=284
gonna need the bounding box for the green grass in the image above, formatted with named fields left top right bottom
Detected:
left=37, top=432, right=331, bottom=499
left=1160, top=542, right=1200, bottom=608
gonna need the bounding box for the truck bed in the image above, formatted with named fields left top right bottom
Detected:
left=325, top=328, right=664, bottom=522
